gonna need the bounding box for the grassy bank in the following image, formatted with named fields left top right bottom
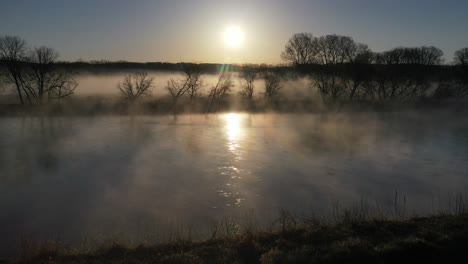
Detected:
left=11, top=214, right=468, bottom=264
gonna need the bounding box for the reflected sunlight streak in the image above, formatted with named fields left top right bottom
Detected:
left=219, top=112, right=247, bottom=207
left=224, top=113, right=243, bottom=144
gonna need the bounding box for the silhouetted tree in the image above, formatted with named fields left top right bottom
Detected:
left=315, top=35, right=356, bottom=64
left=310, top=68, right=342, bottom=99
left=307, top=34, right=363, bottom=100
left=25, top=47, right=58, bottom=102
left=0, top=37, right=78, bottom=104
left=263, top=71, right=282, bottom=101
left=443, top=47, right=468, bottom=97
left=371, top=46, right=444, bottom=100
left=0, top=35, right=28, bottom=104
left=281, top=33, right=317, bottom=65
left=370, top=67, right=415, bottom=100
left=343, top=44, right=375, bottom=99
left=376, top=48, right=404, bottom=65
left=454, top=47, right=468, bottom=66
left=166, top=65, right=204, bottom=112
left=186, top=67, right=204, bottom=101
left=207, top=73, right=234, bottom=112
left=418, top=46, right=443, bottom=65
left=376, top=47, right=443, bottom=65
left=166, top=78, right=189, bottom=103
left=239, top=65, right=258, bottom=99
left=22, top=46, right=77, bottom=103
left=118, top=72, right=154, bottom=101
left=434, top=76, right=468, bottom=98
left=352, top=44, right=375, bottom=64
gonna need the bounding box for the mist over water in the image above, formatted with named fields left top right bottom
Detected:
left=74, top=72, right=231, bottom=96
left=1, top=112, right=468, bottom=256
left=73, top=71, right=310, bottom=99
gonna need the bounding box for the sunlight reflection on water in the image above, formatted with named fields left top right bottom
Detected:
left=216, top=113, right=249, bottom=207
left=223, top=113, right=245, bottom=153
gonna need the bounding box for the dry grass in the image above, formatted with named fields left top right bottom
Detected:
left=10, top=213, right=468, bottom=264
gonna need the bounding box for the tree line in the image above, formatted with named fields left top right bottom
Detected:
left=115, top=63, right=282, bottom=113
left=282, top=33, right=468, bottom=100
left=1, top=33, right=468, bottom=112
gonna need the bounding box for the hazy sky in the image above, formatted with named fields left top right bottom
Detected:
left=1, top=0, right=467, bottom=64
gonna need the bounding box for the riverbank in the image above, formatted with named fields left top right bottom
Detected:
left=11, top=214, right=468, bottom=264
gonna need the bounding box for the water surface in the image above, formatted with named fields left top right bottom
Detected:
left=1, top=112, right=468, bottom=255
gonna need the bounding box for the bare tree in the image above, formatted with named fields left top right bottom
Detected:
left=369, top=46, right=444, bottom=100
left=22, top=46, right=77, bottom=103
left=118, top=72, right=154, bottom=101
left=166, top=65, right=204, bottom=111
left=418, top=46, right=444, bottom=65
left=447, top=47, right=468, bottom=97
left=308, top=35, right=359, bottom=100
left=206, top=73, right=234, bottom=112
left=315, top=35, right=357, bottom=65
left=239, top=65, right=257, bottom=99
left=310, top=69, right=343, bottom=99
left=281, top=33, right=317, bottom=65
left=167, top=78, right=189, bottom=105
left=376, top=46, right=443, bottom=65
left=455, top=47, right=468, bottom=66
left=0, top=37, right=77, bottom=105
left=166, top=78, right=188, bottom=110
left=263, top=71, right=282, bottom=101
left=184, top=64, right=204, bottom=101
left=25, top=47, right=58, bottom=101
left=344, top=44, right=375, bottom=99
left=0, top=35, right=28, bottom=104
left=352, top=44, right=375, bottom=64
left=47, top=72, right=78, bottom=100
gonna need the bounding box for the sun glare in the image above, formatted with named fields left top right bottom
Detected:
left=224, top=113, right=242, bottom=141
left=224, top=26, right=244, bottom=48
left=223, top=113, right=246, bottom=153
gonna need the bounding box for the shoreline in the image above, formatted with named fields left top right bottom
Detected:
left=9, top=213, right=468, bottom=264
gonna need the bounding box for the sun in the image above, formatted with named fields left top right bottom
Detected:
left=224, top=26, right=244, bottom=48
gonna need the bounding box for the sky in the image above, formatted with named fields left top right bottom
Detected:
left=0, top=0, right=467, bottom=64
